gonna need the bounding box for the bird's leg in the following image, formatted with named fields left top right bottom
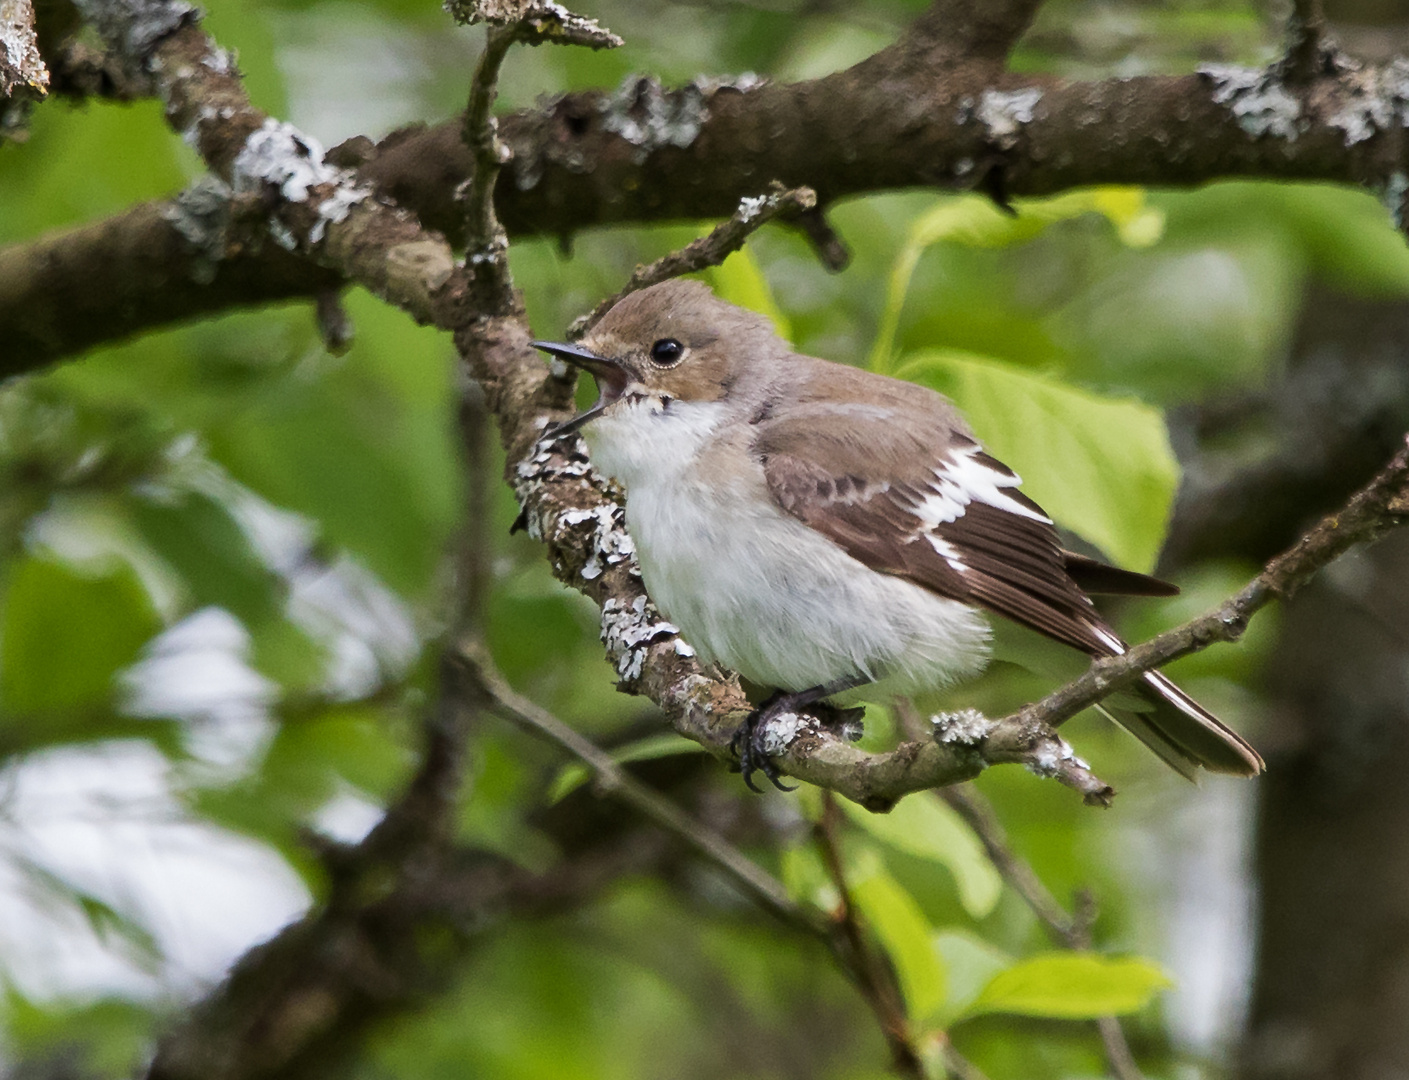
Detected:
left=732, top=675, right=871, bottom=793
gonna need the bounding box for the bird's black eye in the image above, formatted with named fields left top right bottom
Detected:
left=650, top=338, right=685, bottom=367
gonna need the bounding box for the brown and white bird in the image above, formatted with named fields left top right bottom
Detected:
left=533, top=279, right=1263, bottom=790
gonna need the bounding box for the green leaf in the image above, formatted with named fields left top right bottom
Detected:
left=933, top=930, right=1015, bottom=1024
left=546, top=732, right=705, bottom=803
left=839, top=794, right=1002, bottom=918
left=1, top=554, right=161, bottom=715
left=870, top=189, right=1163, bottom=372
left=706, top=244, right=792, bottom=340
left=898, top=350, right=1179, bottom=571
left=850, top=852, right=947, bottom=1018
left=965, top=951, right=1171, bottom=1020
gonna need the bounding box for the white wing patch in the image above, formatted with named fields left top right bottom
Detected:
left=904, top=445, right=1053, bottom=528
left=926, top=535, right=970, bottom=574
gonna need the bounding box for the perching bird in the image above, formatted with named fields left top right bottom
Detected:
left=532, top=279, right=1263, bottom=791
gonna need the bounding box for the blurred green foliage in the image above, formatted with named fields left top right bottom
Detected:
left=2, top=0, right=1408, bottom=1077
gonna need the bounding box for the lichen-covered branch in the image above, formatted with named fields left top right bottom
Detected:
left=5, top=3, right=1409, bottom=369
left=1, top=0, right=48, bottom=100
left=46, top=0, right=1409, bottom=817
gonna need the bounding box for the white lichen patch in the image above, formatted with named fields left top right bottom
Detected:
left=759, top=710, right=815, bottom=756
left=2, top=0, right=49, bottom=96
left=599, top=75, right=708, bottom=161
left=1198, top=64, right=1302, bottom=141
left=931, top=708, right=994, bottom=745
left=559, top=503, right=635, bottom=581
left=601, top=594, right=679, bottom=682
left=231, top=119, right=370, bottom=244
left=735, top=194, right=768, bottom=223
left=976, top=87, right=1043, bottom=147
left=512, top=431, right=597, bottom=541
left=693, top=72, right=766, bottom=96
left=74, top=0, right=195, bottom=65
left=159, top=175, right=234, bottom=280
left=1327, top=58, right=1409, bottom=147
left=1024, top=736, right=1088, bottom=779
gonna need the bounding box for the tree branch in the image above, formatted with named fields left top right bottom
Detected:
left=50, top=0, right=1409, bottom=814
left=6, top=8, right=1409, bottom=369
left=1019, top=434, right=1409, bottom=733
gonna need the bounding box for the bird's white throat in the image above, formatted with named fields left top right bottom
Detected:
left=582, top=394, right=726, bottom=491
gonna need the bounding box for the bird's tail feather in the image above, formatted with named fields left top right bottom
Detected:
left=1097, top=671, right=1264, bottom=781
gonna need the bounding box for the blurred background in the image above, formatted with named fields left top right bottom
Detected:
left=3, top=0, right=1409, bottom=1076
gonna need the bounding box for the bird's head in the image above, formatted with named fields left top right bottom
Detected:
left=532, top=278, right=781, bottom=434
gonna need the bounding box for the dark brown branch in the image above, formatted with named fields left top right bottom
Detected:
left=0, top=197, right=342, bottom=377
left=1282, top=0, right=1329, bottom=85
left=899, top=0, right=1047, bottom=65
left=567, top=183, right=817, bottom=338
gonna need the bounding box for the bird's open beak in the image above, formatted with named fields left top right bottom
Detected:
left=531, top=340, right=630, bottom=436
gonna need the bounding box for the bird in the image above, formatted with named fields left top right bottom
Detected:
left=531, top=278, right=1264, bottom=791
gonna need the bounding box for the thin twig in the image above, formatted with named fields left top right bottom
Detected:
left=458, top=644, right=818, bottom=932
left=1095, top=1017, right=1145, bottom=1080
left=460, top=24, right=518, bottom=309
left=567, top=183, right=817, bottom=338
left=816, top=792, right=926, bottom=1080
left=939, top=784, right=1145, bottom=1080
left=940, top=784, right=1080, bottom=942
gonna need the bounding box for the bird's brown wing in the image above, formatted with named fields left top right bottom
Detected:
left=751, top=388, right=1113, bottom=658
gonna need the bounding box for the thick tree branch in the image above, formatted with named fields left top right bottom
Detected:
left=5, top=8, right=1409, bottom=369
left=0, top=196, right=342, bottom=376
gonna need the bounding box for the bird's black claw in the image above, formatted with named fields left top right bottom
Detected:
left=731, top=705, right=798, bottom=794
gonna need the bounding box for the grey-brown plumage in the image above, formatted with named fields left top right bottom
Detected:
left=534, top=279, right=1264, bottom=784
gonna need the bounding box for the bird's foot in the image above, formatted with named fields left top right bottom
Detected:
left=731, top=696, right=868, bottom=793
left=731, top=692, right=802, bottom=794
